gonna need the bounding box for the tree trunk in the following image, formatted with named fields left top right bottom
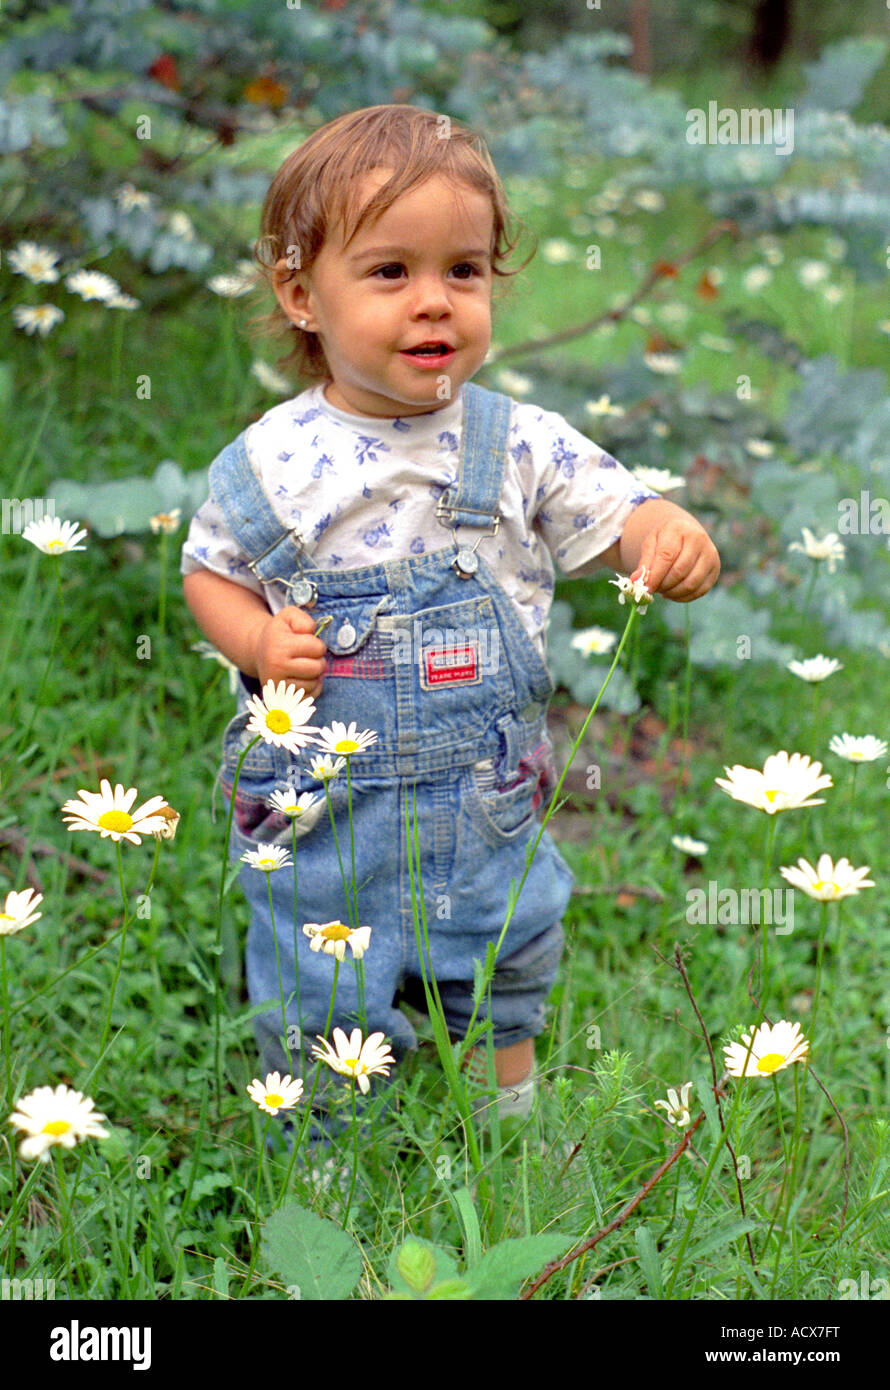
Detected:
left=749, top=0, right=793, bottom=69
left=628, top=0, right=651, bottom=76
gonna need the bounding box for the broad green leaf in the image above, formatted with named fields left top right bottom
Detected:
left=260, top=1199, right=362, bottom=1301
left=467, top=1233, right=576, bottom=1300
left=634, top=1223, right=664, bottom=1299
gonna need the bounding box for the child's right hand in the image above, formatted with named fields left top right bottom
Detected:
left=252, top=606, right=328, bottom=699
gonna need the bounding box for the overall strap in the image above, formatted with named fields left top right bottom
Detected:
left=436, top=380, right=511, bottom=530
left=208, top=429, right=307, bottom=586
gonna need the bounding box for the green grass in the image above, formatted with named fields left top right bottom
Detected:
left=2, top=126, right=890, bottom=1302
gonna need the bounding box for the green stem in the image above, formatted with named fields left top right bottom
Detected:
left=241, top=1114, right=272, bottom=1295
left=266, top=870, right=293, bottom=1073
left=19, top=560, right=64, bottom=750
left=810, top=901, right=830, bottom=1041
left=214, top=733, right=262, bottom=1122
left=759, top=815, right=779, bottom=1017
left=769, top=1063, right=805, bottom=1292
left=801, top=562, right=818, bottom=618
left=458, top=602, right=640, bottom=1061
left=342, top=1082, right=359, bottom=1227
left=157, top=531, right=168, bottom=727
left=98, top=841, right=130, bottom=1061
left=665, top=1029, right=761, bottom=1299
left=279, top=958, right=341, bottom=1203
left=1, top=938, right=10, bottom=1105
left=291, top=822, right=303, bottom=1050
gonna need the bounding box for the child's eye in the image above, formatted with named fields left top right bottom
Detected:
left=371, top=262, right=483, bottom=281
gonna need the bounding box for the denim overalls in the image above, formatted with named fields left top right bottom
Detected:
left=210, top=381, right=575, bottom=1085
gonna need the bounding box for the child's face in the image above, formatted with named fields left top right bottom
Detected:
left=274, top=169, right=494, bottom=417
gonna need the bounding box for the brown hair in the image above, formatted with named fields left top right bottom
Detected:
left=247, top=104, right=536, bottom=385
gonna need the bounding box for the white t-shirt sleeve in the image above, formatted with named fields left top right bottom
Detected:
left=179, top=492, right=266, bottom=598
left=526, top=409, right=659, bottom=575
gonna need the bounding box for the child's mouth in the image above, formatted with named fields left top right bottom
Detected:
left=400, top=343, right=456, bottom=367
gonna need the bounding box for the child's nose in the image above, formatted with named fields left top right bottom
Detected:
left=408, top=275, right=453, bottom=314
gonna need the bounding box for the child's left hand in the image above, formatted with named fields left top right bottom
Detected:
left=630, top=510, right=720, bottom=603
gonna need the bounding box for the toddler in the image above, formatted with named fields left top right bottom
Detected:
left=181, top=104, right=719, bottom=1129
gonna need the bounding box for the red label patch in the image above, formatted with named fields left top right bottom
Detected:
left=424, top=643, right=479, bottom=686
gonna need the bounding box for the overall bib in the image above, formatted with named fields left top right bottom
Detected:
left=211, top=382, right=575, bottom=1085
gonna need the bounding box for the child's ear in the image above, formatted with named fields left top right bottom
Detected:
left=272, top=260, right=311, bottom=327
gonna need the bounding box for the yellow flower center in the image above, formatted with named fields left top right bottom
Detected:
left=257, top=857, right=276, bottom=869
left=755, top=1053, right=786, bottom=1075
left=0, top=913, right=13, bottom=921
left=763, top=789, right=782, bottom=803
left=334, top=739, right=360, bottom=754
left=320, top=922, right=352, bottom=941
left=265, top=709, right=291, bottom=734
left=97, top=809, right=134, bottom=832
left=46, top=539, right=65, bottom=552
left=41, top=1120, right=72, bottom=1136
left=343, top=1058, right=359, bottom=1073
left=265, top=1094, right=283, bottom=1108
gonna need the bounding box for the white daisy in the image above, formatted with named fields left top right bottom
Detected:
left=0, top=888, right=43, bottom=937
left=21, top=517, right=87, bottom=555
left=9, top=1084, right=109, bottom=1161
left=241, top=844, right=293, bottom=872
left=107, top=293, right=140, bottom=310
left=610, top=568, right=653, bottom=610
left=149, top=510, right=182, bottom=534
left=268, top=788, right=322, bottom=822
left=8, top=242, right=61, bottom=284
left=827, top=733, right=888, bottom=763
left=167, top=212, right=195, bottom=240
left=796, top=260, right=829, bottom=287
left=788, top=527, right=845, bottom=573
left=311, top=1028, right=395, bottom=1095
left=779, top=854, right=874, bottom=902
left=724, top=1020, right=809, bottom=1078
left=115, top=183, right=153, bottom=212
left=671, top=834, right=708, bottom=856
left=65, top=270, right=121, bottom=303
left=715, top=751, right=832, bottom=815
left=644, top=353, right=682, bottom=375
left=571, top=626, right=618, bottom=657
left=494, top=369, right=533, bottom=398
left=313, top=721, right=377, bottom=758
left=207, top=274, right=254, bottom=298
left=246, top=1072, right=303, bottom=1116
left=308, top=753, right=347, bottom=783
left=12, top=304, right=65, bottom=337
left=745, top=439, right=774, bottom=458
left=191, top=641, right=240, bottom=695
left=303, top=920, right=372, bottom=962
left=541, top=239, right=575, bottom=264
left=245, top=680, right=319, bottom=754
left=250, top=360, right=293, bottom=395
left=786, top=655, right=843, bottom=683
left=654, top=1080, right=693, bottom=1127
left=61, top=779, right=169, bottom=844
left=631, top=466, right=685, bottom=493
left=742, top=265, right=772, bottom=293
left=148, top=803, right=180, bottom=841
left=585, top=395, right=625, bottom=419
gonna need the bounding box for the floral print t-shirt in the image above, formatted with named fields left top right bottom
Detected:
left=180, top=382, right=658, bottom=662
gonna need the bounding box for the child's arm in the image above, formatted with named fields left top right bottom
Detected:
left=183, top=569, right=327, bottom=696
left=597, top=497, right=720, bottom=602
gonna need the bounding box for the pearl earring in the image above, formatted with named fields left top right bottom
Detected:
left=298, top=319, right=308, bottom=329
